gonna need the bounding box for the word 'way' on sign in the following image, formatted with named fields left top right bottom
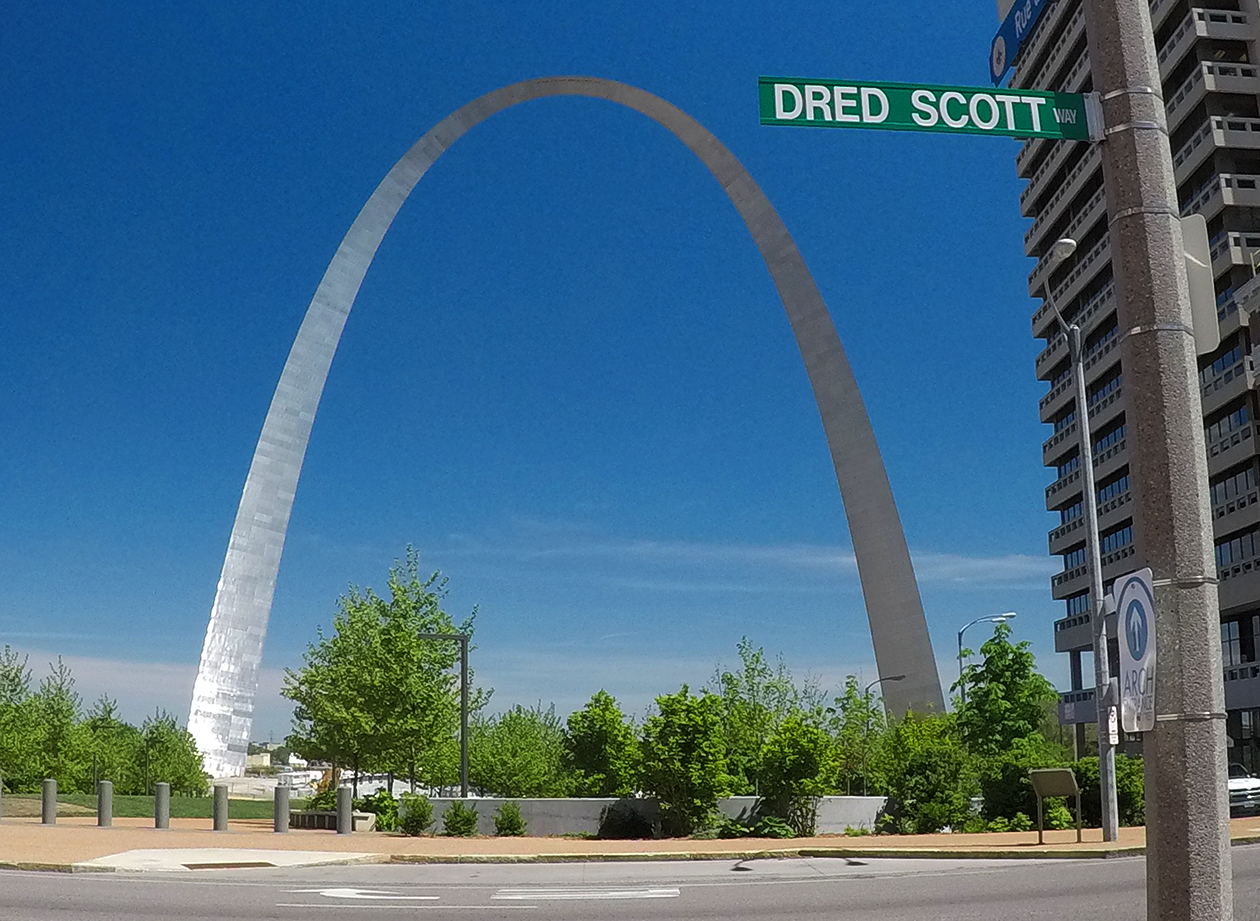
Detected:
left=758, top=77, right=1097, bottom=141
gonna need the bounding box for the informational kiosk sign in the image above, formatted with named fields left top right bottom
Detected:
left=1115, top=568, right=1157, bottom=732
left=758, top=77, right=1094, bottom=141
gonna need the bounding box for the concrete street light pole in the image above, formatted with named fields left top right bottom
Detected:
left=1041, top=236, right=1120, bottom=843
left=956, top=613, right=1016, bottom=705
left=1082, top=1, right=1232, bottom=918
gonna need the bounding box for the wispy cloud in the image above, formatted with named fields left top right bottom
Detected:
left=434, top=520, right=1056, bottom=593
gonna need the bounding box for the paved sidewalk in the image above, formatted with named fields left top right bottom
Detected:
left=3, top=814, right=1260, bottom=872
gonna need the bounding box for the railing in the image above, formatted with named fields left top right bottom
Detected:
left=1031, top=234, right=1110, bottom=315
left=1213, top=484, right=1260, bottom=523
left=1172, top=120, right=1215, bottom=177
left=1207, top=422, right=1253, bottom=463
left=1027, top=182, right=1105, bottom=258
left=1157, top=12, right=1198, bottom=72
left=1022, top=135, right=1100, bottom=216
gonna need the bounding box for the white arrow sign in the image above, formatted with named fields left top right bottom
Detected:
left=288, top=888, right=439, bottom=900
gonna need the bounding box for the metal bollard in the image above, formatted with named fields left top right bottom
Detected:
left=336, top=784, right=352, bottom=835
left=97, top=780, right=113, bottom=827
left=274, top=782, right=290, bottom=833
left=42, top=778, right=57, bottom=825
left=213, top=784, right=229, bottom=831
left=154, top=782, right=170, bottom=829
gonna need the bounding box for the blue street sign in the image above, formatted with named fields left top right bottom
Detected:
left=991, top=0, right=1058, bottom=85
left=1115, top=568, right=1157, bottom=733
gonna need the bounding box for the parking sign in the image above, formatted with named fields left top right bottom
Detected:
left=1115, top=568, right=1157, bottom=732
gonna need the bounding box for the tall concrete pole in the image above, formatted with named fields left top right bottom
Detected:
left=1081, top=2, right=1232, bottom=919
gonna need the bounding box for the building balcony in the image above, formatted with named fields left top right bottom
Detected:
left=1055, top=605, right=1116, bottom=655
left=1028, top=185, right=1107, bottom=279
left=1043, top=386, right=1126, bottom=467
left=1183, top=173, right=1260, bottom=226
left=1012, top=0, right=1086, bottom=104
left=1034, top=283, right=1115, bottom=379
left=1200, top=352, right=1253, bottom=418
left=1220, top=563, right=1260, bottom=615
left=1045, top=432, right=1129, bottom=508
left=1158, top=10, right=1253, bottom=83
left=1048, top=486, right=1133, bottom=556
left=1022, top=140, right=1100, bottom=223
left=1016, top=48, right=1092, bottom=182
left=1149, top=0, right=1181, bottom=31
left=1206, top=422, right=1255, bottom=479
left=1050, top=541, right=1137, bottom=598
left=1175, top=117, right=1260, bottom=190
left=1063, top=664, right=1260, bottom=723
left=1210, top=230, right=1260, bottom=279
left=1031, top=236, right=1112, bottom=338
left=1214, top=488, right=1260, bottom=542
left=1225, top=663, right=1260, bottom=710
left=1167, top=63, right=1260, bottom=138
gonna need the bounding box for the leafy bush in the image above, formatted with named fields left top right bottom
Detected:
left=565, top=691, right=640, bottom=797
left=716, top=814, right=795, bottom=839
left=306, top=788, right=338, bottom=811
left=987, top=815, right=1011, bottom=832
left=877, top=713, right=975, bottom=834
left=977, top=736, right=1070, bottom=821
left=639, top=687, right=733, bottom=837
left=843, top=825, right=871, bottom=837
left=494, top=800, right=527, bottom=836
left=1074, top=754, right=1145, bottom=827
left=1010, top=812, right=1033, bottom=832
left=442, top=800, right=478, bottom=836
left=355, top=789, right=398, bottom=831
left=597, top=798, right=655, bottom=839
left=398, top=793, right=433, bottom=836
left=1045, top=802, right=1075, bottom=830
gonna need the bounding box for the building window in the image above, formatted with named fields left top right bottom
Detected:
left=1057, top=454, right=1081, bottom=478
left=1216, top=527, right=1260, bottom=569
left=1210, top=464, right=1256, bottom=508
left=1094, top=422, right=1125, bottom=455
left=1201, top=337, right=1243, bottom=384
left=1100, top=524, right=1133, bottom=555
left=1053, top=407, right=1077, bottom=433
left=1088, top=368, right=1122, bottom=406
left=1064, top=546, right=1086, bottom=570
left=1206, top=401, right=1250, bottom=444
left=1098, top=472, right=1129, bottom=504
left=1223, top=620, right=1243, bottom=667
left=1060, top=501, right=1083, bottom=524
left=1065, top=591, right=1090, bottom=617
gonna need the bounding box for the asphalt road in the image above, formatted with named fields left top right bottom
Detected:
left=3, top=849, right=1260, bottom=920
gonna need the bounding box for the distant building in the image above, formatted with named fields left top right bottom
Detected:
left=244, top=752, right=272, bottom=769
left=1011, top=0, right=1260, bottom=767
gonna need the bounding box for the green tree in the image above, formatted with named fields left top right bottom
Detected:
left=84, top=696, right=144, bottom=793
left=0, top=646, right=39, bottom=792
left=469, top=703, right=570, bottom=797
left=876, top=713, right=975, bottom=834
left=564, top=690, right=639, bottom=797
left=30, top=658, right=91, bottom=793
left=827, top=675, right=888, bottom=795
left=141, top=710, right=209, bottom=795
left=640, top=686, right=733, bottom=837
left=707, top=638, right=824, bottom=794
left=954, top=622, right=1059, bottom=757
left=758, top=712, right=833, bottom=835
left=283, top=549, right=482, bottom=795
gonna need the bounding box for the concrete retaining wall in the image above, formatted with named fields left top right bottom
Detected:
left=421, top=795, right=885, bottom=837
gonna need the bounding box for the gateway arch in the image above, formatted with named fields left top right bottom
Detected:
left=189, top=76, right=944, bottom=778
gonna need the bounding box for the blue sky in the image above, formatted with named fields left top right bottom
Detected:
left=1, top=1, right=1067, bottom=739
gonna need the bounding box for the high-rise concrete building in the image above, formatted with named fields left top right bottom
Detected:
left=1014, top=0, right=1260, bottom=765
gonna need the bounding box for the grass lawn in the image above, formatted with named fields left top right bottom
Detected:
left=5, top=793, right=277, bottom=819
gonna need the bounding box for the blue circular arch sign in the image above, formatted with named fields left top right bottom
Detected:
left=1115, top=568, right=1156, bottom=732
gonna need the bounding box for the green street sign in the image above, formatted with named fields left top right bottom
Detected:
left=759, top=76, right=1096, bottom=141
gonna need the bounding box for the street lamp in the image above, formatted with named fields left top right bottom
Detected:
left=861, top=674, right=905, bottom=796
left=416, top=632, right=470, bottom=799
left=956, top=612, right=1017, bottom=705
left=1039, top=235, right=1119, bottom=843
